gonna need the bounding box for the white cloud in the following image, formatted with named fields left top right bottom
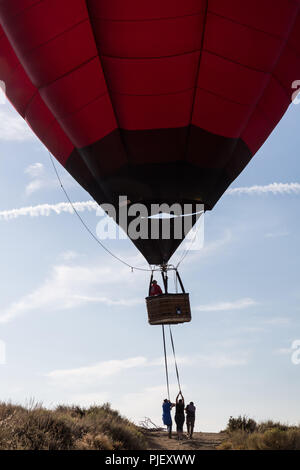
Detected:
left=47, top=357, right=147, bottom=387
left=116, top=353, right=249, bottom=425
left=60, top=251, right=79, bottom=261
left=0, top=260, right=142, bottom=324
left=25, top=180, right=44, bottom=195
left=0, top=108, right=35, bottom=141
left=44, top=351, right=247, bottom=428
left=195, top=298, right=257, bottom=312
left=264, top=231, right=289, bottom=239
left=25, top=162, right=44, bottom=178
left=46, top=354, right=190, bottom=389
left=25, top=162, right=45, bottom=195
left=24, top=161, right=75, bottom=195
left=148, top=355, right=188, bottom=367
left=227, top=182, right=300, bottom=196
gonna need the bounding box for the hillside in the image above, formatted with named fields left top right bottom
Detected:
left=0, top=401, right=226, bottom=450
left=0, top=403, right=299, bottom=450
left=0, top=402, right=146, bottom=450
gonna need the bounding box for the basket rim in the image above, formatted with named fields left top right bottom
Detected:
left=145, top=293, right=189, bottom=300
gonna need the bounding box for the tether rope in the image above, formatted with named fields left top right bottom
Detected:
left=50, top=152, right=185, bottom=398
left=162, top=325, right=170, bottom=401
left=169, top=325, right=182, bottom=393
left=161, top=323, right=183, bottom=399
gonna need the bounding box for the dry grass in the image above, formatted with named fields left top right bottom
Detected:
left=218, top=416, right=300, bottom=450
left=0, top=402, right=146, bottom=450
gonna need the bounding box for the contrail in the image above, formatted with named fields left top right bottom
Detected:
left=1, top=182, right=299, bottom=221
left=0, top=201, right=98, bottom=221
left=227, top=182, right=300, bottom=195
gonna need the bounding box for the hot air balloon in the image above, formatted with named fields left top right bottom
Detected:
left=0, top=1, right=299, bottom=325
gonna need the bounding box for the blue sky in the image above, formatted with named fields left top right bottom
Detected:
left=0, top=95, right=299, bottom=432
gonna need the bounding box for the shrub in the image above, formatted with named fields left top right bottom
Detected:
left=247, top=429, right=300, bottom=450
left=219, top=417, right=300, bottom=450
left=226, top=415, right=257, bottom=433
left=0, top=402, right=146, bottom=450
left=256, top=420, right=289, bottom=433
left=75, top=432, right=114, bottom=450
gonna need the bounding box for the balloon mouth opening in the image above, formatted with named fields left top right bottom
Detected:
left=145, top=209, right=204, bottom=220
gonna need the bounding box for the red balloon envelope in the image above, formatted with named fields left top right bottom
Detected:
left=0, top=0, right=299, bottom=264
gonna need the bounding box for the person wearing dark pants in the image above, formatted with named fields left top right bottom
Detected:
left=175, top=392, right=185, bottom=440
left=162, top=399, right=175, bottom=438
left=185, top=401, right=196, bottom=439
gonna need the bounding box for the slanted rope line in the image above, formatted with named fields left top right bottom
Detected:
left=48, top=150, right=152, bottom=272
left=162, top=325, right=170, bottom=401
left=49, top=150, right=200, bottom=273
left=169, top=325, right=182, bottom=393
left=175, top=217, right=203, bottom=269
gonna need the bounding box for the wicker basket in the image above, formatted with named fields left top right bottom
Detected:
left=146, top=293, right=191, bottom=325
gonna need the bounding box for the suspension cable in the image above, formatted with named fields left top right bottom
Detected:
left=49, top=150, right=201, bottom=274
left=169, top=325, right=182, bottom=393
left=50, top=152, right=186, bottom=398
left=49, top=150, right=203, bottom=272
left=48, top=150, right=153, bottom=272
left=175, top=215, right=203, bottom=269
left=162, top=325, right=170, bottom=400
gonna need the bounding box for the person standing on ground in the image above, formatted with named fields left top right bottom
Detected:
left=162, top=399, right=175, bottom=438
left=175, top=391, right=185, bottom=440
left=185, top=401, right=196, bottom=439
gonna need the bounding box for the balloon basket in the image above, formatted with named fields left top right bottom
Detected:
left=145, top=293, right=191, bottom=325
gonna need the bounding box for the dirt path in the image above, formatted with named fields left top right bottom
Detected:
left=144, top=430, right=226, bottom=450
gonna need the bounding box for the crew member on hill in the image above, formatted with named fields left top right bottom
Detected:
left=175, top=391, right=185, bottom=440
left=162, top=399, right=175, bottom=438
left=185, top=401, right=196, bottom=439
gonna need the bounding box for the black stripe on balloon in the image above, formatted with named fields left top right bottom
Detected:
left=65, top=125, right=252, bottom=265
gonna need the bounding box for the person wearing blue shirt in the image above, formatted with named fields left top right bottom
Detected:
left=162, top=399, right=175, bottom=438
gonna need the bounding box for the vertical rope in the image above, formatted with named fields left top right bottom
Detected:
left=174, top=270, right=178, bottom=293
left=162, top=325, right=170, bottom=401
left=169, top=325, right=182, bottom=393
